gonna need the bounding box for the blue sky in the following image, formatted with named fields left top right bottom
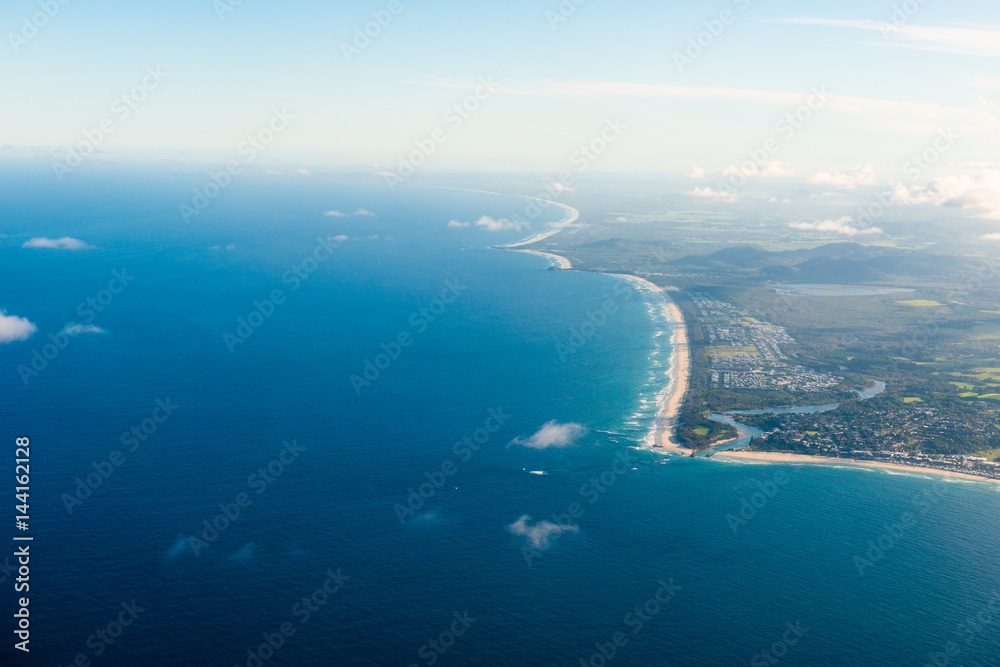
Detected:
left=2, top=0, right=999, bottom=180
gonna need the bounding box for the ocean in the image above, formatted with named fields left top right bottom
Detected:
left=1, top=162, right=999, bottom=666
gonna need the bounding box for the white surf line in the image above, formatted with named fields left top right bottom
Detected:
left=380, top=181, right=579, bottom=248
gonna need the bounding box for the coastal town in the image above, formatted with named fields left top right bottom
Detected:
left=504, top=216, right=1000, bottom=485
left=690, top=293, right=844, bottom=394
left=725, top=404, right=1000, bottom=481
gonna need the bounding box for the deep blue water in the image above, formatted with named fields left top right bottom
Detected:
left=1, top=162, right=999, bottom=666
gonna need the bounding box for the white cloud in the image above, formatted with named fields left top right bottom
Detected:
left=892, top=169, right=1000, bottom=219
left=0, top=311, right=37, bottom=343
left=265, top=169, right=281, bottom=176
left=62, top=324, right=106, bottom=335
left=722, top=161, right=795, bottom=179
left=449, top=215, right=530, bottom=232
left=22, top=237, right=94, bottom=250
left=983, top=233, right=1000, bottom=240
left=294, top=168, right=312, bottom=176
left=551, top=182, right=575, bottom=192
left=789, top=216, right=883, bottom=236
left=475, top=216, right=529, bottom=231
left=410, top=78, right=998, bottom=136
left=777, top=18, right=1000, bottom=59
left=806, top=164, right=878, bottom=189
left=330, top=235, right=350, bottom=242
left=508, top=515, right=578, bottom=548
left=688, top=165, right=705, bottom=179
left=327, top=208, right=376, bottom=218
left=688, top=187, right=738, bottom=202
left=508, top=420, right=586, bottom=449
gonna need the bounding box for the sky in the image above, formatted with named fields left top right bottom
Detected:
left=2, top=0, right=999, bottom=184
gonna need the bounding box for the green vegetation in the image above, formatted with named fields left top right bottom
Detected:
left=534, top=205, right=1000, bottom=454
left=897, top=299, right=944, bottom=307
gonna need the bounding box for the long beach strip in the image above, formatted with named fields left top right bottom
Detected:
left=502, top=199, right=692, bottom=455
left=610, top=275, right=692, bottom=456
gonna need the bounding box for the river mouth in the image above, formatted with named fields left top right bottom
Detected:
left=702, top=380, right=885, bottom=456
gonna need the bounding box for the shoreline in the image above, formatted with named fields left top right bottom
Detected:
left=504, top=201, right=580, bottom=248
left=609, top=275, right=692, bottom=457
left=498, top=198, right=579, bottom=269
left=715, top=450, right=1000, bottom=485
left=394, top=182, right=580, bottom=254
left=507, top=248, right=573, bottom=269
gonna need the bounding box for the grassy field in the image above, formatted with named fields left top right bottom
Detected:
left=897, top=299, right=944, bottom=307
left=975, top=447, right=1000, bottom=461
left=708, top=345, right=759, bottom=358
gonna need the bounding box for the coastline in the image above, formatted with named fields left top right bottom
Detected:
left=507, top=248, right=573, bottom=269
left=715, top=450, right=1000, bottom=486
left=393, top=182, right=580, bottom=254
left=498, top=198, right=579, bottom=269
left=609, top=274, right=692, bottom=456
left=504, top=201, right=580, bottom=248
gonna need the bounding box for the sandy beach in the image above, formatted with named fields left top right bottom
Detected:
left=715, top=450, right=1000, bottom=485
left=505, top=201, right=580, bottom=248
left=508, top=248, right=573, bottom=269
left=610, top=275, right=692, bottom=456
left=502, top=199, right=578, bottom=269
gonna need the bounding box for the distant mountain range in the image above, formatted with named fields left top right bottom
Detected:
left=665, top=242, right=963, bottom=283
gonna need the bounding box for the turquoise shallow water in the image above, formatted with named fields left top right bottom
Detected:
left=1, top=163, right=999, bottom=666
